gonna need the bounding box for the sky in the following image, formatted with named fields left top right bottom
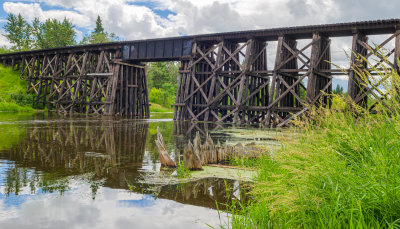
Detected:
left=0, top=0, right=400, bottom=90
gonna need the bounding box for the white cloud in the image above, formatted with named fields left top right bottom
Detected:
left=0, top=29, right=11, bottom=47
left=3, top=2, right=91, bottom=28
left=3, top=0, right=400, bottom=40
left=0, top=186, right=228, bottom=229
left=74, top=28, right=83, bottom=42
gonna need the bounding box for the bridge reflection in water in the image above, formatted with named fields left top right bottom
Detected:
left=0, top=115, right=250, bottom=210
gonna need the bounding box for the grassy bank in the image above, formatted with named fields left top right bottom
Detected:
left=231, top=100, right=400, bottom=228
left=149, top=102, right=173, bottom=113
left=229, top=65, right=400, bottom=227
left=0, top=65, right=35, bottom=112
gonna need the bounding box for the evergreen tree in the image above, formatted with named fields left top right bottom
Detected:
left=3, top=13, right=31, bottom=51
left=81, top=15, right=119, bottom=44
left=94, top=16, right=105, bottom=35
left=333, top=84, right=344, bottom=95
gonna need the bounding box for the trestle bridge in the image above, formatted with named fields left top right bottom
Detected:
left=1, top=19, right=399, bottom=127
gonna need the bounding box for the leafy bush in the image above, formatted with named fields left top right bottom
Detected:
left=148, top=83, right=176, bottom=108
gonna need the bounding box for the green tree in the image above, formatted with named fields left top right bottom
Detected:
left=3, top=13, right=31, bottom=51
left=0, top=46, right=10, bottom=54
left=333, top=84, right=344, bottom=95
left=147, top=62, right=179, bottom=107
left=32, top=18, right=76, bottom=49
left=81, top=15, right=119, bottom=44
left=147, top=62, right=179, bottom=89
left=94, top=16, right=105, bottom=34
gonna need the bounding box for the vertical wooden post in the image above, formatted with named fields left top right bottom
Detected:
left=266, top=36, right=298, bottom=127
left=142, top=66, right=150, bottom=118
left=306, top=33, right=321, bottom=103
left=11, top=57, right=15, bottom=71
left=106, top=64, right=120, bottom=115
left=266, top=36, right=283, bottom=127
left=348, top=32, right=368, bottom=108
left=394, top=29, right=400, bottom=72
left=306, top=33, right=332, bottom=106
left=234, top=39, right=254, bottom=123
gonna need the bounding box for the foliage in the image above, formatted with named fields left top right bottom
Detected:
left=32, top=17, right=76, bottom=49
left=3, top=13, right=31, bottom=51
left=147, top=62, right=179, bottom=108
left=333, top=84, right=344, bottom=95
left=229, top=156, right=261, bottom=168
left=176, top=161, right=191, bottom=178
left=3, top=14, right=76, bottom=50
left=0, top=65, right=34, bottom=111
left=149, top=86, right=176, bottom=108
left=149, top=102, right=173, bottom=113
left=147, top=62, right=179, bottom=89
left=0, top=46, right=11, bottom=54
left=229, top=51, right=400, bottom=228
left=80, top=15, right=119, bottom=44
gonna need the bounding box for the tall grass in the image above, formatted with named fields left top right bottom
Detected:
left=229, top=52, right=400, bottom=228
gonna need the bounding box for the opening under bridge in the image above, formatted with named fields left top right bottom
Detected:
left=1, top=19, right=400, bottom=127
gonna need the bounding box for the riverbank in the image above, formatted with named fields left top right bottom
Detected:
left=0, top=65, right=35, bottom=112
left=227, top=94, right=400, bottom=228
left=149, top=102, right=173, bottom=113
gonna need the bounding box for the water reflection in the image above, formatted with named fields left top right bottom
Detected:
left=0, top=114, right=252, bottom=228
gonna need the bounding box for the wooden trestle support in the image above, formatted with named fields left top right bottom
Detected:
left=20, top=50, right=149, bottom=116
left=174, top=40, right=269, bottom=124
left=174, top=35, right=332, bottom=127
left=347, top=30, right=400, bottom=112
left=174, top=31, right=400, bottom=127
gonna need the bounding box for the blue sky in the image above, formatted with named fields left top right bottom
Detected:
left=1, top=0, right=400, bottom=90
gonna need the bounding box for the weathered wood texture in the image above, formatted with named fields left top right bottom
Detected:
left=266, top=34, right=332, bottom=127
left=155, top=126, right=177, bottom=167
left=174, top=40, right=269, bottom=125
left=182, top=131, right=263, bottom=170
left=347, top=31, right=399, bottom=111
left=174, top=36, right=332, bottom=127
left=18, top=51, right=149, bottom=116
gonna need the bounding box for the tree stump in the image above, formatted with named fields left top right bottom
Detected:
left=184, top=141, right=203, bottom=170
left=155, top=126, right=176, bottom=167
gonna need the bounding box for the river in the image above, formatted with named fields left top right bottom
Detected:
left=0, top=112, right=279, bottom=229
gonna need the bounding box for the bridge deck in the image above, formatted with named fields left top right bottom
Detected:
left=0, top=19, right=399, bottom=62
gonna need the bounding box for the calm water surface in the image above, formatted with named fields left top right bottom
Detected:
left=0, top=112, right=268, bottom=229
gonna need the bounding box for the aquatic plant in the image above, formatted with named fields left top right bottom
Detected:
left=176, top=161, right=191, bottom=178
